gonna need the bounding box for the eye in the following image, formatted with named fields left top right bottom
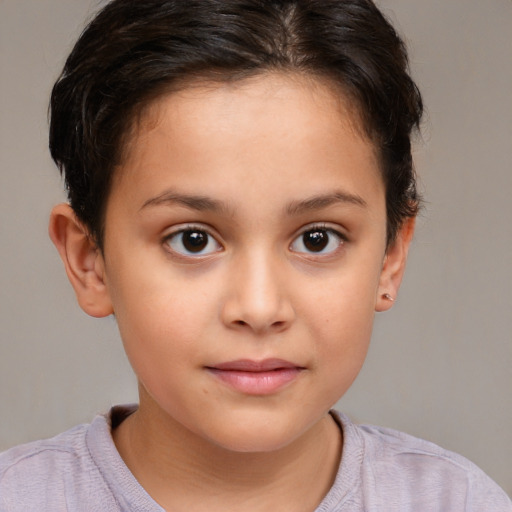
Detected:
left=290, top=226, right=344, bottom=255
left=165, top=228, right=222, bottom=257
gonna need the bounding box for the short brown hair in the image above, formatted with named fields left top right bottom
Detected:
left=50, top=0, right=423, bottom=248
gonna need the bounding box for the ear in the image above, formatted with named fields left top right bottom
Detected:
left=375, top=217, right=415, bottom=312
left=48, top=203, right=113, bottom=318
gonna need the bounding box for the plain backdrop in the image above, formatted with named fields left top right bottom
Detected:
left=1, top=0, right=511, bottom=495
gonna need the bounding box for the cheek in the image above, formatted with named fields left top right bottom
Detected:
left=300, top=264, right=379, bottom=385
left=314, top=302, right=374, bottom=407
left=114, top=292, right=210, bottom=403
left=315, top=297, right=374, bottom=368
left=301, top=261, right=380, bottom=335
left=108, top=265, right=220, bottom=367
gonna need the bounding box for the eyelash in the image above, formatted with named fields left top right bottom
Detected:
left=162, top=223, right=347, bottom=259
left=289, top=224, right=347, bottom=257
left=163, top=224, right=222, bottom=258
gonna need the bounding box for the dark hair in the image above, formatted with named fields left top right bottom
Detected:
left=49, top=0, right=423, bottom=249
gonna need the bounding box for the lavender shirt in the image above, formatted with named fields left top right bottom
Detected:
left=1, top=405, right=510, bottom=511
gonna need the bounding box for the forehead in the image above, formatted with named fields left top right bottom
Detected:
left=122, top=73, right=371, bottom=164
left=110, top=72, right=384, bottom=217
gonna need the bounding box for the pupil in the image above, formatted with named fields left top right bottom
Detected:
left=304, top=230, right=328, bottom=252
left=183, top=230, right=207, bottom=252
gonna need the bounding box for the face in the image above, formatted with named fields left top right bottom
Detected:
left=99, top=74, right=392, bottom=452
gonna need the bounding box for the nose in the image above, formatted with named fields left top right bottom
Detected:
left=220, top=250, right=295, bottom=334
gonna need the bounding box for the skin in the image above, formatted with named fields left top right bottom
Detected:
left=49, top=73, right=414, bottom=511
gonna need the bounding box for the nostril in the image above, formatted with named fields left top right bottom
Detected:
left=232, top=319, right=285, bottom=330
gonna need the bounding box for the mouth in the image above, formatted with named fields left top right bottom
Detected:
left=205, top=359, right=305, bottom=395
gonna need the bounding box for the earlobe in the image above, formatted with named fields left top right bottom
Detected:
left=48, top=203, right=113, bottom=318
left=375, top=217, right=415, bottom=312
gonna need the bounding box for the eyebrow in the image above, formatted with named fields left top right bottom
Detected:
left=140, top=189, right=367, bottom=216
left=140, top=191, right=230, bottom=214
left=286, top=191, right=367, bottom=215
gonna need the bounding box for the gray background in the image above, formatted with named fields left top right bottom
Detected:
left=1, top=0, right=511, bottom=495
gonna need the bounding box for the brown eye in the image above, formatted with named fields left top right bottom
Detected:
left=303, top=230, right=329, bottom=252
left=166, top=228, right=221, bottom=256
left=290, top=227, right=344, bottom=255
left=182, top=230, right=208, bottom=252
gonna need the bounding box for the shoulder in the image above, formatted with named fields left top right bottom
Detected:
left=331, top=411, right=512, bottom=511
left=0, top=416, right=119, bottom=511
left=0, top=422, right=88, bottom=478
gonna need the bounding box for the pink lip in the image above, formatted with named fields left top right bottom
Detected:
left=206, top=359, right=304, bottom=395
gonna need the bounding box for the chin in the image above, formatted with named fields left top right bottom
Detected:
left=200, top=411, right=319, bottom=454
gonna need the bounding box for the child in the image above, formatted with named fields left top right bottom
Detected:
left=0, top=0, right=510, bottom=510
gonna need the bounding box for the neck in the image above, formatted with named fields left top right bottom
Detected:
left=113, top=394, right=342, bottom=512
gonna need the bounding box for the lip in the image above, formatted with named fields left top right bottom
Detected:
left=206, top=359, right=305, bottom=395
